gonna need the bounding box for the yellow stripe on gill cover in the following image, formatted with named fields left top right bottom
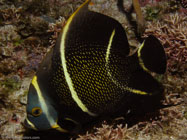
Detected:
left=105, top=30, right=148, bottom=95
left=60, top=0, right=96, bottom=116
left=31, top=76, right=58, bottom=127
left=25, top=118, right=37, bottom=130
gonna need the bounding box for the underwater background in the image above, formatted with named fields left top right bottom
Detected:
left=0, top=0, right=186, bottom=139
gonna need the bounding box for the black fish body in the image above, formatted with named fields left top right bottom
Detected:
left=25, top=0, right=167, bottom=133
left=49, top=0, right=166, bottom=124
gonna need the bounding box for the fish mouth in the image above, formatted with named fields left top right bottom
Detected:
left=24, top=118, right=37, bottom=131
left=24, top=115, right=69, bottom=133
left=24, top=118, right=68, bottom=133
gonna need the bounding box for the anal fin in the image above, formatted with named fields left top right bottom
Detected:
left=127, top=68, right=164, bottom=96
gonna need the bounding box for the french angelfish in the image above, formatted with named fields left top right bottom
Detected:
left=25, top=0, right=166, bottom=133
left=49, top=0, right=166, bottom=131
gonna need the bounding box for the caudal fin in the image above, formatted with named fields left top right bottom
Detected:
left=137, top=35, right=167, bottom=74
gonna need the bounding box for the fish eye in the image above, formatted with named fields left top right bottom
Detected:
left=31, top=107, right=42, bottom=117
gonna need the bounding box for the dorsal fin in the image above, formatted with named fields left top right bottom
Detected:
left=56, top=0, right=130, bottom=58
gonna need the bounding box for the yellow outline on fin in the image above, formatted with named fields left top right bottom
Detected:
left=137, top=41, right=150, bottom=73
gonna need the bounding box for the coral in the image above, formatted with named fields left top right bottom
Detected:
left=0, top=4, right=22, bottom=25
left=0, top=25, right=20, bottom=44
left=77, top=123, right=132, bottom=140
left=180, top=0, right=187, bottom=9
left=139, top=0, right=165, bottom=7
left=144, top=12, right=187, bottom=74
left=145, top=5, right=162, bottom=21
left=77, top=105, right=187, bottom=140
left=47, top=16, right=66, bottom=48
